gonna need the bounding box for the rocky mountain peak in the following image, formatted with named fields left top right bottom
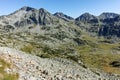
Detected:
left=54, top=12, right=74, bottom=21
left=39, top=8, right=49, bottom=14
left=75, top=12, right=97, bottom=22
left=37, top=8, right=59, bottom=25
left=81, top=12, right=92, bottom=16
left=20, top=6, right=36, bottom=11
left=99, top=12, right=119, bottom=19
left=7, top=6, right=37, bottom=17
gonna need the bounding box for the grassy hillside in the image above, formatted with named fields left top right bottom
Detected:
left=0, top=32, right=120, bottom=75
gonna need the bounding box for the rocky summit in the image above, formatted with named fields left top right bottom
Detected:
left=75, top=12, right=98, bottom=22
left=54, top=12, right=74, bottom=21
left=0, top=6, right=120, bottom=80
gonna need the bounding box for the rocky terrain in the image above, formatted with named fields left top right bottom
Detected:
left=0, top=47, right=120, bottom=80
left=0, top=6, right=120, bottom=80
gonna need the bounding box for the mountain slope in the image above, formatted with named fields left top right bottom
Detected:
left=0, top=7, right=81, bottom=41
left=0, top=47, right=120, bottom=80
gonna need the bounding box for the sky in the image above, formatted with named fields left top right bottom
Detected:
left=0, top=0, right=120, bottom=18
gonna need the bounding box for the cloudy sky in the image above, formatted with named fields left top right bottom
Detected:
left=0, top=0, right=120, bottom=18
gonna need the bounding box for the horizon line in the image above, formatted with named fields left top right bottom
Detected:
left=0, top=6, right=120, bottom=18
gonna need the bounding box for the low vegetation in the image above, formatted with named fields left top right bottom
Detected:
left=0, top=59, right=18, bottom=80
left=75, top=41, right=120, bottom=74
left=20, top=44, right=34, bottom=53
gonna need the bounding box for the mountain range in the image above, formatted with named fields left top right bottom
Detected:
left=0, top=6, right=120, bottom=38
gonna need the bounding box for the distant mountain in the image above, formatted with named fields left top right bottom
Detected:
left=54, top=12, right=74, bottom=21
left=74, top=12, right=120, bottom=38
left=0, top=6, right=60, bottom=28
left=75, top=13, right=98, bottom=22
left=99, top=12, right=119, bottom=20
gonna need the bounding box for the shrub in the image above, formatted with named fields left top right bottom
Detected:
left=21, top=44, right=33, bottom=53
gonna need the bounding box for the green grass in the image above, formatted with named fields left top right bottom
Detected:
left=75, top=42, right=120, bottom=74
